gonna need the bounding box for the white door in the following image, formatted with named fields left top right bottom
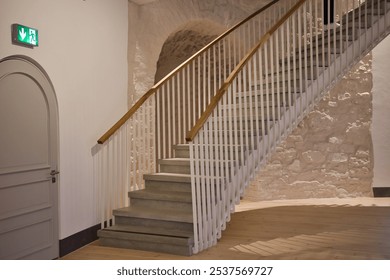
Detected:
left=0, top=56, right=59, bottom=259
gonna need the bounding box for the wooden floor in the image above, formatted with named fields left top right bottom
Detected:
left=62, top=198, right=390, bottom=260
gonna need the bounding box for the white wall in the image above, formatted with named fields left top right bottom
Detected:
left=372, top=35, right=390, bottom=189
left=0, top=0, right=128, bottom=239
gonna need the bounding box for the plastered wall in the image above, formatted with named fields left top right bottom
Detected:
left=372, top=36, right=390, bottom=189
left=0, top=0, right=128, bottom=238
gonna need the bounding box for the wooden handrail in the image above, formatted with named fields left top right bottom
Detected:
left=97, top=0, right=280, bottom=144
left=186, top=0, right=306, bottom=142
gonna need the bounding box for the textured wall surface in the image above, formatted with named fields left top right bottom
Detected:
left=153, top=19, right=225, bottom=83
left=128, top=0, right=270, bottom=105
left=245, top=54, right=374, bottom=201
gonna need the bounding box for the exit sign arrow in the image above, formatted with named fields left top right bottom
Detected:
left=11, top=23, right=39, bottom=48
left=19, top=28, right=27, bottom=40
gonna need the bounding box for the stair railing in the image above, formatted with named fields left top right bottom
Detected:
left=187, top=0, right=390, bottom=254
left=93, top=0, right=303, bottom=228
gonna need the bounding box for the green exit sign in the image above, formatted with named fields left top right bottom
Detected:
left=12, top=24, right=39, bottom=48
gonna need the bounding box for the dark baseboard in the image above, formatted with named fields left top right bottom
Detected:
left=59, top=224, right=100, bottom=257
left=59, top=220, right=112, bottom=258
left=373, top=187, right=390, bottom=198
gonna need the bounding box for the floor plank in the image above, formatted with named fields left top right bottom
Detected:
left=61, top=198, right=390, bottom=260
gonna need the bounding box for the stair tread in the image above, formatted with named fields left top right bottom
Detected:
left=98, top=229, right=194, bottom=255
left=144, top=172, right=191, bottom=183
left=212, top=116, right=277, bottom=122
left=102, top=224, right=194, bottom=239
left=159, top=158, right=190, bottom=164
left=130, top=188, right=192, bottom=202
left=98, top=229, right=193, bottom=246
left=174, top=144, right=190, bottom=149
left=114, top=205, right=193, bottom=223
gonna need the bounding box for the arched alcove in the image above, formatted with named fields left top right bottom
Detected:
left=154, top=19, right=226, bottom=83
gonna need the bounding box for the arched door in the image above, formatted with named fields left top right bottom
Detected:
left=0, top=56, right=59, bottom=259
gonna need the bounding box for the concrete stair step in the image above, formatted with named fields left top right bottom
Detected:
left=235, top=100, right=292, bottom=109
left=226, top=95, right=295, bottom=109
left=236, top=90, right=302, bottom=103
left=101, top=224, right=194, bottom=240
left=298, top=39, right=352, bottom=56
left=193, top=131, right=263, bottom=149
left=280, top=35, right=358, bottom=66
left=98, top=224, right=193, bottom=256
left=210, top=117, right=277, bottom=130
left=254, top=79, right=308, bottom=93
left=114, top=205, right=193, bottom=224
left=341, top=0, right=389, bottom=24
left=114, top=215, right=193, bottom=233
left=129, top=188, right=192, bottom=210
left=361, top=0, right=389, bottom=14
left=342, top=14, right=380, bottom=28
left=242, top=73, right=309, bottom=90
left=113, top=203, right=193, bottom=236
left=318, top=26, right=363, bottom=42
left=144, top=172, right=191, bottom=193
left=201, top=127, right=264, bottom=137
left=280, top=51, right=336, bottom=68
left=173, top=144, right=247, bottom=160
left=238, top=80, right=305, bottom=95
left=158, top=157, right=240, bottom=174
left=174, top=144, right=191, bottom=158
left=159, top=158, right=191, bottom=174
left=264, top=65, right=320, bottom=80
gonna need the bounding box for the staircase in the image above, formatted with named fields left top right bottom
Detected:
left=96, top=0, right=390, bottom=256
left=98, top=148, right=194, bottom=255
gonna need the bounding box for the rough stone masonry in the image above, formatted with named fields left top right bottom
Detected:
left=245, top=54, right=374, bottom=201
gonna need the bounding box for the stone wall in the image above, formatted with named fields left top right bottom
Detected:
left=244, top=54, right=374, bottom=201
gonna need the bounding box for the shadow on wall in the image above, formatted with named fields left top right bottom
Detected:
left=154, top=19, right=226, bottom=83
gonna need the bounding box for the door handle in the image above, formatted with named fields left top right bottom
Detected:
left=50, top=170, right=60, bottom=176
left=49, top=170, right=60, bottom=183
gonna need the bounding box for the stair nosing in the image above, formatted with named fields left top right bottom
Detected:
left=129, top=189, right=192, bottom=202
left=99, top=229, right=193, bottom=246
left=114, top=206, right=193, bottom=223
left=144, top=172, right=192, bottom=183
left=158, top=158, right=190, bottom=164
left=102, top=224, right=193, bottom=239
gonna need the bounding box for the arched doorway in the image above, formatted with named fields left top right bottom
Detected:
left=0, top=56, right=59, bottom=259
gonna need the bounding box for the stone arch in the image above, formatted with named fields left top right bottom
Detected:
left=154, top=19, right=226, bottom=83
